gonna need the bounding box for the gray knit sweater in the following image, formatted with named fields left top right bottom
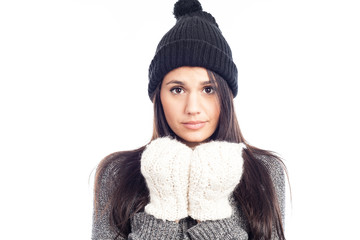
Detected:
left=92, top=154, right=285, bottom=240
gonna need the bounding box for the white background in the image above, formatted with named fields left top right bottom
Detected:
left=1, top=0, right=359, bottom=239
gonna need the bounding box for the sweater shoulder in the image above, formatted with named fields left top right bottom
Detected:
left=254, top=153, right=285, bottom=184
left=96, top=147, right=145, bottom=185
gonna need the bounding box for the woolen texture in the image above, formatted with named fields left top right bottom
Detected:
left=148, top=0, right=238, bottom=100
left=141, top=138, right=246, bottom=221
left=189, top=141, right=246, bottom=221
left=140, top=137, right=192, bottom=221
left=92, top=151, right=285, bottom=239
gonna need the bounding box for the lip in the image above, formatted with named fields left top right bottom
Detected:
left=182, top=121, right=206, bottom=130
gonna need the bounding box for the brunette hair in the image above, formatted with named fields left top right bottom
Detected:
left=94, top=70, right=288, bottom=239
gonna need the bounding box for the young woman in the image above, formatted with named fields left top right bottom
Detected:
left=92, top=0, right=287, bottom=239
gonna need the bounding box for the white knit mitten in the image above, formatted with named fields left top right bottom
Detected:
left=140, top=137, right=192, bottom=221
left=188, top=141, right=246, bottom=221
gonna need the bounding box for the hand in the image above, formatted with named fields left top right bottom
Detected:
left=188, top=141, right=246, bottom=221
left=140, top=137, right=192, bottom=221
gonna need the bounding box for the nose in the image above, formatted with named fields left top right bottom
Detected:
left=185, top=92, right=201, bottom=115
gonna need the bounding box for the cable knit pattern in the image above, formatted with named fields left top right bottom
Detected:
left=92, top=141, right=285, bottom=239
left=140, top=137, right=193, bottom=221
left=189, top=141, right=246, bottom=221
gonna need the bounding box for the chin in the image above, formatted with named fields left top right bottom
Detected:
left=180, top=134, right=211, bottom=145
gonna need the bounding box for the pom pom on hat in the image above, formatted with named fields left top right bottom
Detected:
left=174, top=0, right=203, bottom=20
left=174, top=0, right=219, bottom=27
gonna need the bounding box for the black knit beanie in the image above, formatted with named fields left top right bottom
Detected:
left=148, top=0, right=238, bottom=100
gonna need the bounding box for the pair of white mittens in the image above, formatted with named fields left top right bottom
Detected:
left=140, top=137, right=246, bottom=222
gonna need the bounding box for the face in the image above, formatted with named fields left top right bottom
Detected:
left=160, top=66, right=220, bottom=148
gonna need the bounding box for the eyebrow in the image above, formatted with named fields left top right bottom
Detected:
left=165, top=80, right=213, bottom=85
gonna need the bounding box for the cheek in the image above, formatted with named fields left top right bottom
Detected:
left=207, top=99, right=221, bottom=122
left=163, top=102, right=176, bottom=121
left=160, top=92, right=179, bottom=124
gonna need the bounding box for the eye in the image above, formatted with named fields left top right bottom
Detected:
left=170, top=87, right=184, bottom=95
left=203, top=86, right=215, bottom=94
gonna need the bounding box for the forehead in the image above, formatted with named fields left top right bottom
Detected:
left=163, top=66, right=210, bottom=84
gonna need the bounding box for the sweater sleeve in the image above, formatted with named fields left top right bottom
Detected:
left=129, top=212, right=180, bottom=239
left=186, top=217, right=248, bottom=240
left=91, top=161, right=181, bottom=240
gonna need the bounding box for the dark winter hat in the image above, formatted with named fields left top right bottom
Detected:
left=148, top=0, right=238, bottom=100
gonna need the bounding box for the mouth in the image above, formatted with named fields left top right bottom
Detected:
left=182, top=121, right=207, bottom=130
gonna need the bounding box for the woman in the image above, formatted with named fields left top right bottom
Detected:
left=92, top=0, right=287, bottom=239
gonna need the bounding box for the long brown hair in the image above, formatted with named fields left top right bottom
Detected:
left=94, top=70, right=287, bottom=239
